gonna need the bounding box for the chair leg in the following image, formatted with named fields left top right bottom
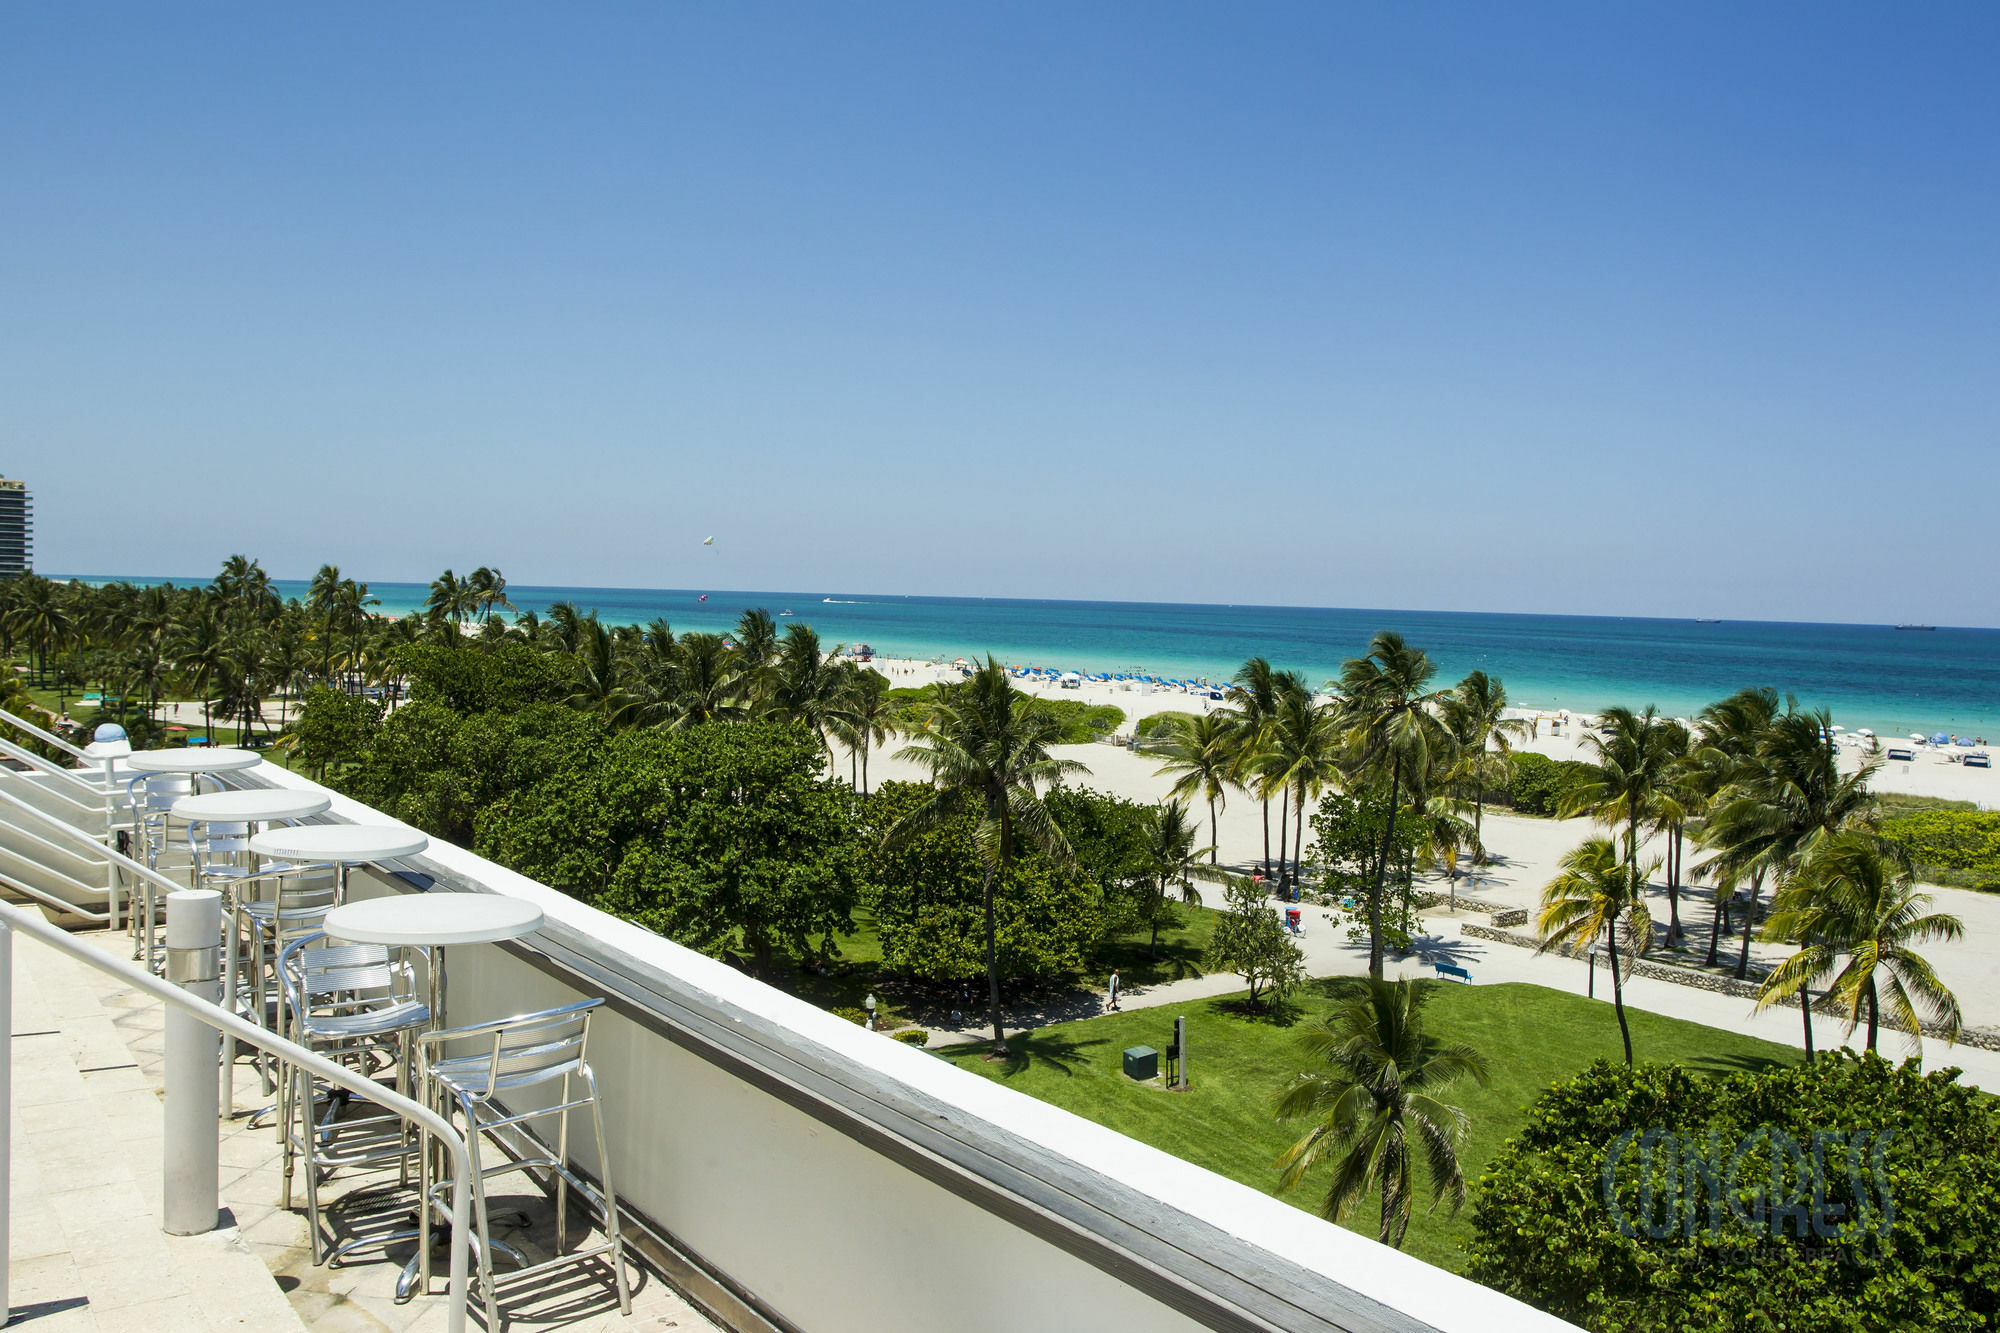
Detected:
left=463, top=1104, right=502, bottom=1330
left=555, top=1070, right=571, bottom=1253
left=585, top=1069, right=631, bottom=1316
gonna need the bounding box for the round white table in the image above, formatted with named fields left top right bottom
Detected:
left=249, top=824, right=430, bottom=908
left=127, top=748, right=263, bottom=775
left=322, top=892, right=547, bottom=1302
left=170, top=789, right=332, bottom=824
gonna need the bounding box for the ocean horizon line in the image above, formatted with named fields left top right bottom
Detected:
left=50, top=572, right=1999, bottom=637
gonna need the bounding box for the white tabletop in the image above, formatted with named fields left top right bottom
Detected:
left=171, top=790, right=333, bottom=824
left=248, top=824, right=430, bottom=864
left=323, top=894, right=545, bottom=948
left=127, top=748, right=264, bottom=775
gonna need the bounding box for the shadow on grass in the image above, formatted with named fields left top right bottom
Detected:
left=943, top=1031, right=1111, bottom=1079
left=1685, top=1050, right=1794, bottom=1076
left=1204, top=995, right=1302, bottom=1027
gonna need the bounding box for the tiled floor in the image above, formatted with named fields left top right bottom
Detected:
left=9, top=927, right=714, bottom=1332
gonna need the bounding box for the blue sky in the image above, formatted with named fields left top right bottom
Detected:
left=4, top=5, right=1996, bottom=624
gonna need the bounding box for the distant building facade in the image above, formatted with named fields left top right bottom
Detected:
left=0, top=478, right=31, bottom=577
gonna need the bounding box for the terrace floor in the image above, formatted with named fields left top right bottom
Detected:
left=9, top=927, right=717, bottom=1333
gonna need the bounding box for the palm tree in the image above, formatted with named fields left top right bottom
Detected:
left=1686, top=687, right=1782, bottom=965
left=1274, top=977, right=1489, bottom=1248
left=1443, top=671, right=1527, bottom=887
left=1228, top=658, right=1283, bottom=880
left=1339, top=632, right=1454, bottom=978
left=170, top=606, right=228, bottom=741
left=889, top=658, right=1088, bottom=1055
left=1266, top=682, right=1344, bottom=891
left=568, top=616, right=635, bottom=724
left=733, top=609, right=780, bottom=705
left=1134, top=799, right=1228, bottom=954
left=827, top=665, right=898, bottom=794
left=1700, top=706, right=1878, bottom=979
left=1538, top=836, right=1654, bottom=1066
left=1561, top=705, right=1680, bottom=887
left=1757, top=833, right=1962, bottom=1055
left=1147, top=712, right=1235, bottom=862
left=764, top=624, right=845, bottom=756
left=9, top=575, right=72, bottom=684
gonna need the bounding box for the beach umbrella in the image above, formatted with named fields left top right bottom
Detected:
left=1910, top=734, right=1926, bottom=743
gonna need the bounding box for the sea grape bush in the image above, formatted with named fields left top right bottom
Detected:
left=1466, top=1054, right=2000, bottom=1332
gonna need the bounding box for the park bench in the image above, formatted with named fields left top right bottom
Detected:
left=1433, top=961, right=1473, bottom=984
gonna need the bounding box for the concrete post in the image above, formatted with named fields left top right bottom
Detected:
left=163, top=890, right=220, bottom=1236
left=1174, top=1014, right=1188, bottom=1090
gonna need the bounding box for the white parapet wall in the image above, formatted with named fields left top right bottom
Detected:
left=228, top=763, right=1577, bottom=1333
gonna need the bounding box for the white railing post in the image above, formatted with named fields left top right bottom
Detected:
left=0, top=917, right=11, bottom=1328
left=163, top=890, right=221, bottom=1236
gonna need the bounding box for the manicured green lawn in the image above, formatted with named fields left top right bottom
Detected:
left=939, top=979, right=1800, bottom=1272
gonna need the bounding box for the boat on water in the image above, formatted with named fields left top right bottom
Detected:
left=1694, top=618, right=1720, bottom=624
left=779, top=609, right=794, bottom=616
left=1895, top=624, right=1937, bottom=631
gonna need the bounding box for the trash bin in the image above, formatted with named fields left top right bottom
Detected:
left=1122, top=1046, right=1159, bottom=1081
left=1285, top=908, right=1302, bottom=934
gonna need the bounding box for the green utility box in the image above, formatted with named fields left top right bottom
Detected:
left=1122, top=1046, right=1159, bottom=1081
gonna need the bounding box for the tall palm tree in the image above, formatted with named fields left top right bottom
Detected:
left=1758, top=833, right=1962, bottom=1054
left=171, top=606, right=228, bottom=741
left=1147, top=711, right=1236, bottom=862
left=827, top=665, right=897, bottom=794
left=1228, top=658, right=1283, bottom=880
left=1700, top=706, right=1878, bottom=979
left=1538, top=837, right=1654, bottom=1066
left=764, top=624, right=845, bottom=756
left=1134, top=798, right=1228, bottom=954
left=662, top=632, right=746, bottom=727
left=1267, top=683, right=1344, bottom=891
left=568, top=615, right=636, bottom=724
left=1274, top=977, right=1489, bottom=1248
left=1686, top=687, right=1782, bottom=965
left=8, top=575, right=72, bottom=684
left=1561, top=705, right=1680, bottom=885
left=1339, top=632, right=1454, bottom=978
left=889, top=658, right=1088, bottom=1055
left=1443, top=671, right=1527, bottom=886
left=733, top=609, right=780, bottom=706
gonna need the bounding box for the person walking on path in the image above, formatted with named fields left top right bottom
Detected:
left=1107, top=968, right=1122, bottom=1012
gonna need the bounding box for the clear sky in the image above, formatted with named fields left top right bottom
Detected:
left=4, top=5, right=1996, bottom=625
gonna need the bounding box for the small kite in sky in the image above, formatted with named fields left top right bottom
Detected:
left=703, top=536, right=715, bottom=545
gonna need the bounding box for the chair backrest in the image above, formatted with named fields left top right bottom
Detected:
left=279, top=930, right=418, bottom=1014
left=128, top=772, right=194, bottom=814
left=454, top=999, right=603, bottom=1098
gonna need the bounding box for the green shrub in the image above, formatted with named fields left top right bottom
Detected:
left=831, top=1006, right=869, bottom=1025
left=1504, top=751, right=1601, bottom=817
left=894, top=1028, right=929, bottom=1045
left=1879, top=809, right=2000, bottom=877
left=1031, top=698, right=1126, bottom=744
left=1467, top=1054, right=2000, bottom=1331
left=1133, top=711, right=1202, bottom=740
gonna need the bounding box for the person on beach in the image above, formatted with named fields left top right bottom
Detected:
left=1107, top=968, right=1121, bottom=1011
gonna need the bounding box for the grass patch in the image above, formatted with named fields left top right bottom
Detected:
left=938, top=978, right=1799, bottom=1272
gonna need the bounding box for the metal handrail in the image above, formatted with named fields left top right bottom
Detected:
left=0, top=835, right=111, bottom=924
left=0, top=737, right=113, bottom=814
left=0, top=901, right=474, bottom=1332
left=0, top=707, right=88, bottom=760
left=0, top=786, right=180, bottom=909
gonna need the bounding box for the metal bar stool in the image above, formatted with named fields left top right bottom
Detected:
left=277, top=931, right=432, bottom=1264
left=416, top=998, right=631, bottom=1326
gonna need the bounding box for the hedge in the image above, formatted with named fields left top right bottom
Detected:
left=1880, top=809, right=2000, bottom=881
left=1502, top=751, right=1601, bottom=817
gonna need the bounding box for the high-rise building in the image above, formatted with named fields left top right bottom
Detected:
left=0, top=477, right=32, bottom=577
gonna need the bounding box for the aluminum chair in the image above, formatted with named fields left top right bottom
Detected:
left=228, top=863, right=338, bottom=1112
left=125, top=772, right=194, bottom=966
left=416, top=998, right=631, bottom=1325
left=278, top=931, right=431, bottom=1264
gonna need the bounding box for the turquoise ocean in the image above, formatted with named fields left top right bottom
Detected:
left=72, top=577, right=2000, bottom=741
